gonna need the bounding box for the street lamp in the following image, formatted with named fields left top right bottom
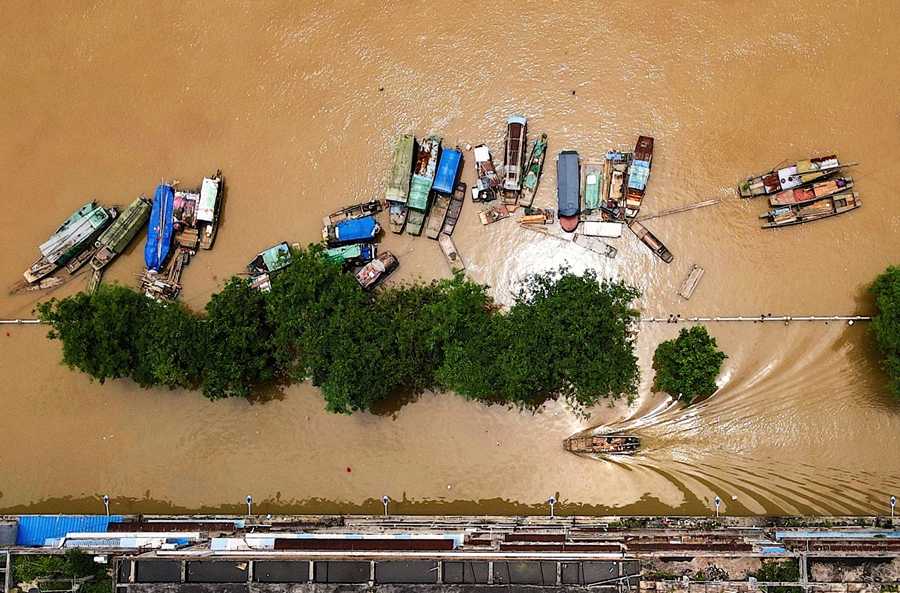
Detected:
left=246, top=495, right=252, bottom=516
left=714, top=496, right=721, bottom=518
left=549, top=496, right=556, bottom=519
left=891, top=496, right=896, bottom=518
left=382, top=496, right=389, bottom=517
left=102, top=495, right=109, bottom=516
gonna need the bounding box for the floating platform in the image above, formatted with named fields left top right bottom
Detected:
left=677, top=264, right=705, bottom=299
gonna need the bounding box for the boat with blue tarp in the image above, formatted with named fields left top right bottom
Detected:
left=432, top=148, right=462, bottom=195
left=144, top=184, right=176, bottom=272
left=557, top=150, right=580, bottom=232
left=625, top=136, right=653, bottom=218
left=323, top=215, right=381, bottom=246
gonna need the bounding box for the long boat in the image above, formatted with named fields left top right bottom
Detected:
left=356, top=251, right=399, bottom=290
left=472, top=144, right=501, bottom=202
left=406, top=136, right=441, bottom=236
left=573, top=233, right=617, bottom=259
left=602, top=150, right=631, bottom=222
left=502, top=115, right=527, bottom=203
left=425, top=194, right=451, bottom=239
left=23, top=202, right=114, bottom=283
left=144, top=184, right=176, bottom=273
left=519, top=133, right=548, bottom=208
left=438, top=233, right=464, bottom=272
left=323, top=215, right=380, bottom=246
left=440, top=182, right=466, bottom=236
left=90, top=195, right=152, bottom=271
left=629, top=220, right=673, bottom=263
left=322, top=199, right=383, bottom=227
left=564, top=434, right=641, bottom=455
left=768, top=176, right=853, bottom=207
left=386, top=134, right=416, bottom=234
left=760, top=192, right=860, bottom=228
left=557, top=150, right=580, bottom=232
left=426, top=148, right=462, bottom=239
left=319, top=243, right=376, bottom=267
left=739, top=155, right=855, bottom=198
left=582, top=161, right=604, bottom=213
left=197, top=171, right=223, bottom=250
left=248, top=242, right=291, bottom=275
left=625, top=136, right=654, bottom=218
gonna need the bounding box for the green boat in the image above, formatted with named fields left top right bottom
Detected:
left=583, top=161, right=604, bottom=212
left=319, top=243, right=376, bottom=267
left=519, top=134, right=547, bottom=208
left=406, top=136, right=441, bottom=236
left=24, top=202, right=113, bottom=283
left=386, top=135, right=415, bottom=234
left=90, top=195, right=153, bottom=271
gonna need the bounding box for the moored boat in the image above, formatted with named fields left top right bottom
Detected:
left=197, top=171, right=223, bottom=250
left=768, top=177, right=853, bottom=207
left=323, top=215, right=381, bottom=246
left=582, top=221, right=623, bottom=238
left=356, top=251, right=399, bottom=290
left=520, top=207, right=554, bottom=225
left=438, top=233, right=465, bottom=272
left=563, top=433, right=641, bottom=455
left=386, top=134, right=416, bottom=234
left=9, top=275, right=66, bottom=296
left=629, top=220, right=673, bottom=263
left=425, top=194, right=451, bottom=239
left=472, top=144, right=501, bottom=202
left=90, top=195, right=153, bottom=271
left=24, top=202, right=114, bottom=283
left=441, top=182, right=466, bottom=236
left=519, top=133, right=548, bottom=208
left=247, top=242, right=292, bottom=275
left=760, top=191, right=860, bottom=228
left=557, top=150, right=580, bottom=232
left=601, top=150, right=631, bottom=222
left=479, top=204, right=509, bottom=225
left=739, top=155, right=855, bottom=198
left=582, top=161, right=604, bottom=213
left=389, top=201, right=408, bottom=235
left=432, top=147, right=462, bottom=195
left=573, top=233, right=618, bottom=258
left=625, top=136, right=653, bottom=218
left=144, top=184, right=176, bottom=273
left=407, top=136, right=442, bottom=236
left=502, top=115, right=527, bottom=203
left=319, top=243, right=376, bottom=267
left=322, top=198, right=383, bottom=228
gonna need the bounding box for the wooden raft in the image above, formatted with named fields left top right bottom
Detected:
left=677, top=265, right=705, bottom=299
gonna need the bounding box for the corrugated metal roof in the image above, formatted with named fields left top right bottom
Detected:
left=15, top=515, right=124, bottom=546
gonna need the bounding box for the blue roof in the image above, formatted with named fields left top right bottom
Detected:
left=433, top=149, right=462, bottom=195
left=16, top=515, right=124, bottom=546
left=336, top=216, right=378, bottom=242
left=557, top=151, right=580, bottom=217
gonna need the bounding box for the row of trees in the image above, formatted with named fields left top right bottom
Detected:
left=40, top=245, right=699, bottom=413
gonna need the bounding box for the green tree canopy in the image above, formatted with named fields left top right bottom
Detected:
left=870, top=266, right=900, bottom=396
left=653, top=325, right=727, bottom=404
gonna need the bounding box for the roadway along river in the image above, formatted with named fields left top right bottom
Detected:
left=1, top=0, right=899, bottom=516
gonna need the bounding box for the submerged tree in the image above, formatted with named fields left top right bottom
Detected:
left=653, top=325, right=727, bottom=404
left=870, top=266, right=900, bottom=396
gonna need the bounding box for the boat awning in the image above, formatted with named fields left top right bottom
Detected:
left=433, top=149, right=462, bottom=194
left=197, top=177, right=219, bottom=222
left=336, top=216, right=378, bottom=241
left=473, top=145, right=491, bottom=162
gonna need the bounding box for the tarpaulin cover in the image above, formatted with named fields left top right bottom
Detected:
left=433, top=149, right=462, bottom=195
left=336, top=216, right=377, bottom=241
left=557, top=152, right=580, bottom=217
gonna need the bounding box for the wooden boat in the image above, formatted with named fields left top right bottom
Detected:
left=760, top=192, right=860, bottom=228
left=564, top=434, right=641, bottom=454
left=141, top=249, right=189, bottom=302
left=144, top=184, right=176, bottom=273
left=87, top=268, right=103, bottom=294
left=625, top=136, right=654, bottom=218
left=64, top=245, right=100, bottom=275
left=438, top=233, right=465, bottom=272
left=768, top=177, right=853, bottom=207
left=629, top=220, right=673, bottom=263
left=739, top=155, right=855, bottom=198
left=519, top=134, right=547, bottom=208
left=9, top=275, right=66, bottom=296
left=441, top=182, right=466, bottom=236
left=425, top=194, right=451, bottom=239
left=320, top=243, right=376, bottom=267
left=172, top=188, right=200, bottom=250
left=472, top=144, right=501, bottom=202
left=322, top=199, right=383, bottom=228
left=386, top=134, right=415, bottom=234
left=479, top=204, right=509, bottom=225
left=573, top=234, right=617, bottom=258
left=323, top=215, right=380, bottom=246
left=520, top=208, right=554, bottom=225
left=23, top=202, right=114, bottom=283
left=90, top=195, right=152, bottom=271
left=677, top=265, right=705, bottom=299
left=557, top=150, right=580, bottom=232
left=582, top=161, right=604, bottom=212
left=407, top=136, right=442, bottom=236
left=601, top=151, right=631, bottom=222
left=197, top=171, right=223, bottom=250
left=502, top=115, right=527, bottom=204
left=356, top=251, right=399, bottom=290
left=248, top=242, right=292, bottom=275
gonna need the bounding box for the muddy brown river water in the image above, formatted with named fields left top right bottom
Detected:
left=1, top=1, right=900, bottom=516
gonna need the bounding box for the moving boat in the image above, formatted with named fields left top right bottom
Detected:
left=438, top=233, right=465, bottom=272
left=768, top=177, right=853, bottom=207
left=144, top=184, right=176, bottom=272
left=323, top=215, right=381, bottom=246
left=519, top=133, right=548, bottom=208
left=472, top=144, right=501, bottom=202
left=760, top=192, right=860, bottom=228
left=386, top=134, right=416, bottom=234
left=739, top=155, right=855, bottom=198
left=440, top=182, right=466, bottom=236
left=23, top=202, right=114, bottom=283
left=625, top=136, right=654, bottom=218
left=322, top=199, right=383, bottom=228
left=478, top=204, right=509, bottom=225
left=407, top=136, right=442, bottom=236
left=247, top=242, right=291, bottom=275
left=502, top=115, right=527, bottom=203
left=564, top=433, right=641, bottom=455
left=557, top=150, right=580, bottom=232
left=320, top=243, right=376, bottom=267
left=91, top=195, right=152, bottom=271
left=197, top=171, right=223, bottom=250
left=573, top=233, right=618, bottom=259
left=356, top=251, right=399, bottom=290
left=629, top=220, right=673, bottom=263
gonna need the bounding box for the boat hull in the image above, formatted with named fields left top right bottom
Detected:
left=440, top=182, right=466, bottom=236
left=564, top=434, right=641, bottom=455
left=438, top=233, right=464, bottom=272
left=91, top=195, right=152, bottom=271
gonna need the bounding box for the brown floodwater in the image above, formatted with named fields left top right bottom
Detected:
left=2, top=0, right=900, bottom=516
